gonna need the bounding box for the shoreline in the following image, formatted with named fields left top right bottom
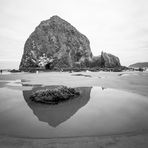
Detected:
left=1, top=128, right=148, bottom=140
left=0, top=71, right=148, bottom=97
left=1, top=130, right=148, bottom=148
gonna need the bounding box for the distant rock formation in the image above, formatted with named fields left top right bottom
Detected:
left=100, top=51, right=121, bottom=67
left=19, top=15, right=92, bottom=71
left=19, top=15, right=121, bottom=71
left=129, top=62, right=148, bottom=68
left=91, top=51, right=121, bottom=68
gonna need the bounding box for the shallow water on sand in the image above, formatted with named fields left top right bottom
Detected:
left=0, top=80, right=148, bottom=138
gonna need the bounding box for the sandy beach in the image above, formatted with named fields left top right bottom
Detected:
left=0, top=71, right=148, bottom=148
left=1, top=71, right=148, bottom=96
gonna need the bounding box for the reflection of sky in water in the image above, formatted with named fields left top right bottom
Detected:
left=0, top=83, right=148, bottom=138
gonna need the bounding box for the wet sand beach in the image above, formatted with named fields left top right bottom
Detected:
left=0, top=71, right=148, bottom=148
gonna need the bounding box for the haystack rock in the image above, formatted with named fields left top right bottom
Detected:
left=19, top=15, right=92, bottom=71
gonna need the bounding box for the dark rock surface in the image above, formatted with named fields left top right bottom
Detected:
left=100, top=51, right=121, bottom=68
left=19, top=15, right=92, bottom=70
left=19, top=15, right=121, bottom=71
left=30, top=86, right=80, bottom=104
left=90, top=51, right=121, bottom=68
left=23, top=86, right=91, bottom=127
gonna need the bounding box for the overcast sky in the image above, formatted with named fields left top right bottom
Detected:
left=0, top=0, right=148, bottom=68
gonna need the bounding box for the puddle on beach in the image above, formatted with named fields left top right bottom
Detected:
left=0, top=83, right=148, bottom=138
left=71, top=74, right=92, bottom=77
left=0, top=79, right=42, bottom=90
left=71, top=73, right=105, bottom=79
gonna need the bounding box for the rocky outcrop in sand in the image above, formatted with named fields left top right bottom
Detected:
left=19, top=15, right=121, bottom=71
left=19, top=15, right=92, bottom=70
left=23, top=86, right=91, bottom=127
left=91, top=51, right=121, bottom=68
left=30, top=86, right=80, bottom=104
left=100, top=51, right=121, bottom=67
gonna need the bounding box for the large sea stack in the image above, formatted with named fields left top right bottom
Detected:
left=20, top=15, right=121, bottom=71
left=19, top=15, right=92, bottom=71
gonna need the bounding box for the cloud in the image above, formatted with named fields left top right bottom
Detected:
left=0, top=0, right=148, bottom=66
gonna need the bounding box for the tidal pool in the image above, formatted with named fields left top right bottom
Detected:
left=0, top=81, right=148, bottom=138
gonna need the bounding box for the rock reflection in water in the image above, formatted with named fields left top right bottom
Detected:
left=23, top=86, right=91, bottom=127
left=1, top=85, right=148, bottom=138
